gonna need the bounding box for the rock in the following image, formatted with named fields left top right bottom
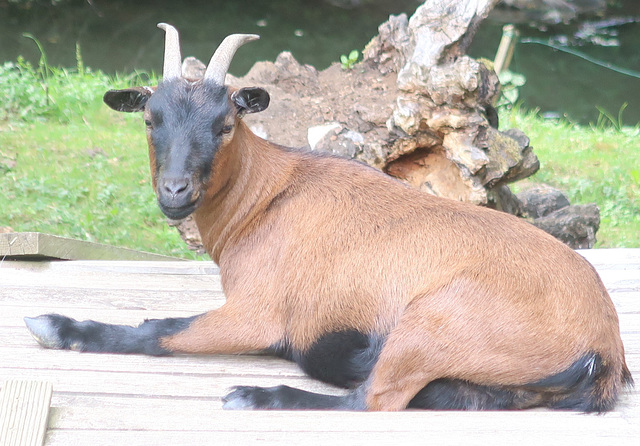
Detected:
left=385, top=145, right=487, bottom=203
left=314, top=127, right=366, bottom=159
left=182, top=57, right=206, bottom=79
left=308, top=123, right=343, bottom=150
left=532, top=204, right=600, bottom=249
left=167, top=218, right=206, bottom=255
left=396, top=0, right=499, bottom=91
left=487, top=185, right=524, bottom=216
left=478, top=127, right=540, bottom=188
left=510, top=185, right=600, bottom=249
left=244, top=51, right=320, bottom=95
left=517, top=185, right=571, bottom=219
left=249, top=123, right=270, bottom=140
left=363, top=13, right=410, bottom=74
left=382, top=1, right=534, bottom=207
left=425, top=57, right=498, bottom=108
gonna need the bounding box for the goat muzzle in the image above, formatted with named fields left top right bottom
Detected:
left=157, top=175, right=201, bottom=220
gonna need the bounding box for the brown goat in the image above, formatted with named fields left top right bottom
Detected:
left=25, top=24, right=632, bottom=412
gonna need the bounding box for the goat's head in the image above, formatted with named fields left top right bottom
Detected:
left=103, top=24, right=269, bottom=220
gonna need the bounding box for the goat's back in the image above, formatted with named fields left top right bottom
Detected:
left=215, top=148, right=625, bottom=387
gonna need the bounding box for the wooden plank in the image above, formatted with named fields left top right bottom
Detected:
left=0, top=380, right=53, bottom=446
left=1, top=287, right=224, bottom=312
left=45, top=430, right=459, bottom=446
left=618, top=313, right=640, bottom=332
left=0, top=368, right=345, bottom=401
left=0, top=347, right=310, bottom=379
left=47, top=407, right=640, bottom=435
left=595, top=270, right=640, bottom=293
left=0, top=251, right=639, bottom=445
left=43, top=427, right=640, bottom=446
left=608, top=292, right=640, bottom=314
left=1, top=260, right=218, bottom=275
left=578, top=248, right=640, bottom=268
left=0, top=266, right=222, bottom=292
left=0, top=232, right=178, bottom=261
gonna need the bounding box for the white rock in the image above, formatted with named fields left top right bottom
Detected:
left=307, top=123, right=342, bottom=150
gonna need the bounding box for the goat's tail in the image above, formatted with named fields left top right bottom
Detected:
left=408, top=352, right=634, bottom=412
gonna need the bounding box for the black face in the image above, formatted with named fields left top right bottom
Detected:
left=103, top=81, right=270, bottom=220
left=145, top=79, right=231, bottom=220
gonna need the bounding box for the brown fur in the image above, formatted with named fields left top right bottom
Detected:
left=141, top=95, right=631, bottom=411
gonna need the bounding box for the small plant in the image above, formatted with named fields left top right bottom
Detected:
left=593, top=102, right=632, bottom=133
left=497, top=70, right=526, bottom=108
left=340, top=50, right=359, bottom=70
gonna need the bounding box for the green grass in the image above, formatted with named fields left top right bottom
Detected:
left=501, top=106, right=640, bottom=247
left=0, top=57, right=204, bottom=258
left=0, top=111, right=204, bottom=258
left=0, top=57, right=638, bottom=255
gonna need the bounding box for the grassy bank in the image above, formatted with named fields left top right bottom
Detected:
left=501, top=107, right=640, bottom=247
left=1, top=59, right=638, bottom=257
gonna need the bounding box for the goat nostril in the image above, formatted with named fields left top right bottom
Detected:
left=162, top=178, right=191, bottom=197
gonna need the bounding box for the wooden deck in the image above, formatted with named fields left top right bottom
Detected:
left=1, top=249, right=638, bottom=444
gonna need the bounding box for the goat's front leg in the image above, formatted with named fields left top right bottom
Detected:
left=24, top=303, right=283, bottom=355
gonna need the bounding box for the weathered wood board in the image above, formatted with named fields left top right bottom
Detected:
left=0, top=380, right=52, bottom=446
left=0, top=232, right=178, bottom=261
left=0, top=249, right=638, bottom=444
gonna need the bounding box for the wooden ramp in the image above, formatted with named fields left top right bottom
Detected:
left=0, top=249, right=638, bottom=444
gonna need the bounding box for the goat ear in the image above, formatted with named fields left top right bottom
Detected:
left=232, top=87, right=270, bottom=116
left=103, top=87, right=154, bottom=113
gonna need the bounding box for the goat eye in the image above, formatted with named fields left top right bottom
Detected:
left=221, top=125, right=233, bottom=134
left=144, top=119, right=153, bottom=128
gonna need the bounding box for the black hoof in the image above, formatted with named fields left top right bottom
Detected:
left=24, top=314, right=76, bottom=350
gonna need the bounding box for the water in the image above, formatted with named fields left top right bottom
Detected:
left=2, top=0, right=420, bottom=75
left=469, top=4, right=640, bottom=126
left=2, top=0, right=640, bottom=125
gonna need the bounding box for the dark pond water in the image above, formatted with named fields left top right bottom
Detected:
left=2, top=0, right=640, bottom=125
left=469, top=3, right=640, bottom=126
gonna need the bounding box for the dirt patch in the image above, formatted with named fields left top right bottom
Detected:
left=232, top=51, right=399, bottom=161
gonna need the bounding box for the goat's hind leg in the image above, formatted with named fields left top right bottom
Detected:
left=24, top=313, right=198, bottom=355
left=222, top=330, right=383, bottom=410
left=222, top=385, right=366, bottom=410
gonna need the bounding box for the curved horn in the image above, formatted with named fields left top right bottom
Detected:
left=157, top=23, right=182, bottom=81
left=204, top=34, right=259, bottom=84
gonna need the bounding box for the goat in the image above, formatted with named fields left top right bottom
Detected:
left=25, top=24, right=632, bottom=412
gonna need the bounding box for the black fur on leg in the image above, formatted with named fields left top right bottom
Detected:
left=222, top=385, right=367, bottom=410
left=408, top=379, right=538, bottom=410
left=24, top=313, right=199, bottom=355
left=408, top=353, right=626, bottom=412
left=272, top=331, right=385, bottom=388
